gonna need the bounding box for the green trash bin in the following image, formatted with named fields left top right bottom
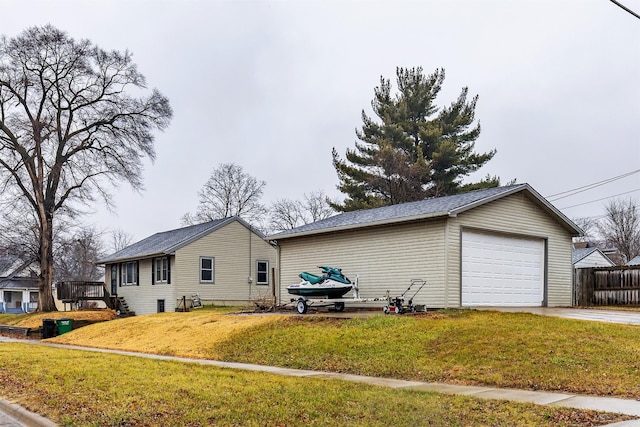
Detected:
left=56, top=318, right=73, bottom=335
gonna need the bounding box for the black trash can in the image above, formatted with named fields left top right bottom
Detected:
left=42, top=318, right=56, bottom=338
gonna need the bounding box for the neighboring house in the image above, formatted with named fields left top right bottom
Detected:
left=572, top=247, right=615, bottom=269
left=601, top=248, right=625, bottom=266
left=0, top=255, right=39, bottom=314
left=627, top=256, right=640, bottom=266
left=267, top=184, right=582, bottom=308
left=97, top=217, right=277, bottom=315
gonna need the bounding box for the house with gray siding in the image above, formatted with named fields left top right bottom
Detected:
left=267, top=184, right=582, bottom=308
left=98, top=217, right=277, bottom=315
left=573, top=247, right=614, bottom=269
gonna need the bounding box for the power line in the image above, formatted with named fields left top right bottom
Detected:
left=610, top=0, right=640, bottom=20
left=546, top=169, right=640, bottom=201
left=559, top=188, right=640, bottom=210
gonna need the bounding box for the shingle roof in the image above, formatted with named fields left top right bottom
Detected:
left=266, top=183, right=582, bottom=240
left=572, top=247, right=599, bottom=264
left=627, top=256, right=640, bottom=266
left=0, top=277, right=38, bottom=290
left=98, top=217, right=244, bottom=264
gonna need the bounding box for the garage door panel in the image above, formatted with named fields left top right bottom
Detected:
left=462, top=231, right=544, bottom=307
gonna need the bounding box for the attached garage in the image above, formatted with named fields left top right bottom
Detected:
left=267, top=184, right=582, bottom=308
left=461, top=231, right=545, bottom=307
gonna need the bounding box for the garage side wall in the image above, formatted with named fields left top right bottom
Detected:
left=278, top=219, right=447, bottom=307
left=445, top=192, right=573, bottom=307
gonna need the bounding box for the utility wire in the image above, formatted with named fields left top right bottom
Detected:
left=610, top=0, right=640, bottom=20
left=546, top=169, right=640, bottom=201
left=559, top=188, right=640, bottom=210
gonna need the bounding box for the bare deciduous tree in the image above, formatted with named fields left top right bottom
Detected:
left=269, top=190, right=335, bottom=232
left=55, top=226, right=105, bottom=282
left=110, top=228, right=134, bottom=253
left=572, top=216, right=601, bottom=244
left=0, top=25, right=172, bottom=311
left=182, top=163, right=266, bottom=226
left=597, top=198, right=640, bottom=264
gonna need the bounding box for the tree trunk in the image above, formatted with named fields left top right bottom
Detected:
left=37, top=216, right=57, bottom=312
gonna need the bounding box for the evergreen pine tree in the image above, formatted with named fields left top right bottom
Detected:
left=331, top=67, right=499, bottom=212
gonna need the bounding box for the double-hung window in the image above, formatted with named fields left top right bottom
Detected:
left=256, top=260, right=269, bottom=285
left=200, top=257, right=214, bottom=283
left=121, top=261, right=138, bottom=286
left=154, top=257, right=170, bottom=284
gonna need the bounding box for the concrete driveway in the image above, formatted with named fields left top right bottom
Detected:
left=473, top=307, right=640, bottom=326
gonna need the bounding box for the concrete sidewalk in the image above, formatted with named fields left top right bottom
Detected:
left=1, top=336, right=640, bottom=426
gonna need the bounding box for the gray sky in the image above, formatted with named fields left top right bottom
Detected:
left=2, top=0, right=640, bottom=241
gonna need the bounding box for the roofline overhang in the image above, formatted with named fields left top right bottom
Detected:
left=97, top=216, right=266, bottom=265
left=95, top=251, right=173, bottom=266
left=266, top=183, right=584, bottom=241
left=451, top=183, right=583, bottom=236
left=265, top=211, right=450, bottom=241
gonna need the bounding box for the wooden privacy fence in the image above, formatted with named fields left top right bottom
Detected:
left=574, top=266, right=640, bottom=306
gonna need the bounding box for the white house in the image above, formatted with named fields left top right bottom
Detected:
left=98, top=217, right=277, bottom=315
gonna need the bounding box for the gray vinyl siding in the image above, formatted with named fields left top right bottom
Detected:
left=174, top=220, right=277, bottom=305
left=278, top=219, right=447, bottom=307
left=445, top=192, right=573, bottom=307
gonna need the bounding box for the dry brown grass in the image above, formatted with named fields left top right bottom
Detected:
left=48, top=311, right=285, bottom=358
left=6, top=309, right=118, bottom=328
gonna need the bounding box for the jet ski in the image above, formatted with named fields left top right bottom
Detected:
left=286, top=266, right=353, bottom=298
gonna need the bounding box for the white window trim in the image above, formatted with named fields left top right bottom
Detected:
left=155, top=257, right=169, bottom=284
left=121, top=261, right=138, bottom=286
left=200, top=256, right=215, bottom=284
left=256, top=260, right=269, bottom=285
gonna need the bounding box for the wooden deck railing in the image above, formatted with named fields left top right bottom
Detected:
left=56, top=281, right=108, bottom=302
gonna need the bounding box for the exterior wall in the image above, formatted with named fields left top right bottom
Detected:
left=0, top=289, right=38, bottom=313
left=278, top=219, right=447, bottom=307
left=110, top=258, right=175, bottom=315
left=574, top=252, right=614, bottom=268
left=445, top=192, right=574, bottom=307
left=277, top=191, right=575, bottom=309
left=173, top=221, right=277, bottom=306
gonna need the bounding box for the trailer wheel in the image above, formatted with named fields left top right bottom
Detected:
left=383, top=306, right=390, bottom=314
left=334, top=302, right=345, bottom=312
left=296, top=299, right=308, bottom=314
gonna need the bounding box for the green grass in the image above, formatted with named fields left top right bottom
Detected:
left=210, top=311, right=640, bottom=398
left=0, top=343, right=628, bottom=426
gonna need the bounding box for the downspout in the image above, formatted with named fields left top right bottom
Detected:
left=444, top=218, right=449, bottom=308
left=248, top=224, right=252, bottom=299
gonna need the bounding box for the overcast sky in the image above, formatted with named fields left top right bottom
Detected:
left=2, top=0, right=639, bottom=242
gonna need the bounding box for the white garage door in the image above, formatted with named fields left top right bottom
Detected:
left=462, top=231, right=545, bottom=307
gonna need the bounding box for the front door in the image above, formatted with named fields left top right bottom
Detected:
left=110, top=265, right=118, bottom=295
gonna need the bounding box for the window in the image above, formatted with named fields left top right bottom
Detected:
left=121, top=261, right=138, bottom=286
left=200, top=257, right=214, bottom=283
left=256, top=260, right=269, bottom=285
left=157, top=299, right=165, bottom=313
left=154, top=257, right=170, bottom=284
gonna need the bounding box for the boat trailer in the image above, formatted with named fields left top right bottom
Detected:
left=289, top=276, right=427, bottom=315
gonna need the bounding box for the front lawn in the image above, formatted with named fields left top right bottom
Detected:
left=49, top=309, right=640, bottom=398
left=0, top=343, right=629, bottom=426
